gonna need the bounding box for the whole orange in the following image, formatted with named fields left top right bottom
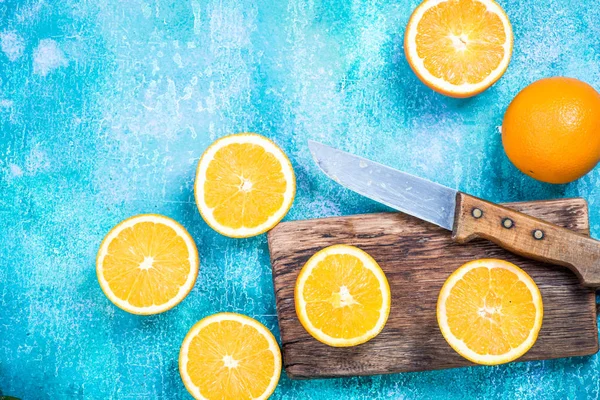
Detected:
left=502, top=77, right=600, bottom=184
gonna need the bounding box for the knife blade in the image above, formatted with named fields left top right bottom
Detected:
left=308, top=140, right=600, bottom=287
left=308, top=140, right=457, bottom=230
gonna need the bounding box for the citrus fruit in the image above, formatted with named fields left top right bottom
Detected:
left=437, top=259, right=543, bottom=365
left=404, top=0, right=513, bottom=98
left=502, top=77, right=600, bottom=184
left=295, top=244, right=391, bottom=347
left=179, top=312, right=282, bottom=400
left=194, top=133, right=296, bottom=238
left=96, top=214, right=199, bottom=315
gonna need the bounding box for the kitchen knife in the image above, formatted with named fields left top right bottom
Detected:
left=308, top=140, right=600, bottom=287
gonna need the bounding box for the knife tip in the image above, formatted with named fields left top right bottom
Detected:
left=308, top=140, right=333, bottom=174
left=307, top=140, right=319, bottom=162
left=307, top=140, right=321, bottom=157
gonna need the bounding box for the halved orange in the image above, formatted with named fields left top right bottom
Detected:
left=96, top=214, right=199, bottom=315
left=405, top=0, right=513, bottom=97
left=179, top=313, right=282, bottom=400
left=295, top=245, right=391, bottom=347
left=194, top=133, right=296, bottom=238
left=437, top=259, right=543, bottom=365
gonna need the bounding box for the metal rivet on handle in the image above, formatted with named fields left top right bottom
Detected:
left=502, top=218, right=514, bottom=229
left=533, top=229, right=544, bottom=240
left=471, top=208, right=483, bottom=219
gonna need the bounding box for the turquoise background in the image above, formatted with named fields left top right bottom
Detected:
left=1, top=0, right=600, bottom=398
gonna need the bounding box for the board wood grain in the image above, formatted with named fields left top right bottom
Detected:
left=268, top=198, right=598, bottom=379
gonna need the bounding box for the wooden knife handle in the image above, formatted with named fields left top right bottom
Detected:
left=452, top=193, right=600, bottom=287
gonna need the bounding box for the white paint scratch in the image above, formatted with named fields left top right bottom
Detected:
left=173, top=53, right=183, bottom=68
left=16, top=0, right=44, bottom=22
left=33, top=39, right=68, bottom=77
left=9, top=164, right=23, bottom=177
left=191, top=0, right=202, bottom=35
left=26, top=147, right=50, bottom=174
left=0, top=31, right=24, bottom=61
left=0, top=99, right=14, bottom=108
left=306, top=196, right=341, bottom=217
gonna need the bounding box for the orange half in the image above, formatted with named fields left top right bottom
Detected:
left=179, top=313, right=282, bottom=400
left=194, top=133, right=296, bottom=238
left=96, top=214, right=199, bottom=315
left=295, top=245, right=391, bottom=347
left=437, top=259, right=543, bottom=365
left=405, top=0, right=513, bottom=97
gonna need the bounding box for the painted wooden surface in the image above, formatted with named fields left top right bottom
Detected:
left=3, top=0, right=600, bottom=398
left=269, top=199, right=598, bottom=379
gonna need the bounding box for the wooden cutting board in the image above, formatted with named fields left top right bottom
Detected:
left=267, top=198, right=598, bottom=379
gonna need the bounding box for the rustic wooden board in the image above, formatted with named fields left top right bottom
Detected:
left=268, top=198, right=598, bottom=379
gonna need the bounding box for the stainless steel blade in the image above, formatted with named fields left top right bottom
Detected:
left=308, top=140, right=458, bottom=230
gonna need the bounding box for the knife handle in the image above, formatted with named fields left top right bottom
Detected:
left=452, top=193, right=600, bottom=287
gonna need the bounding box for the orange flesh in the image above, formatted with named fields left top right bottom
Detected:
left=102, top=222, right=191, bottom=307
left=186, top=319, right=276, bottom=399
left=204, top=143, right=287, bottom=229
left=416, top=0, right=506, bottom=85
left=302, top=254, right=384, bottom=339
left=444, top=267, right=537, bottom=355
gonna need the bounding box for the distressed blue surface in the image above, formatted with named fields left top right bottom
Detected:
left=1, top=0, right=600, bottom=398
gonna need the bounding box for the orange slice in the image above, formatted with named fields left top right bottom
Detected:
left=96, top=214, right=199, bottom=315
left=194, top=133, right=296, bottom=238
left=437, top=259, right=543, bottom=365
left=404, top=0, right=513, bottom=97
left=179, top=313, right=282, bottom=400
left=295, top=245, right=391, bottom=347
